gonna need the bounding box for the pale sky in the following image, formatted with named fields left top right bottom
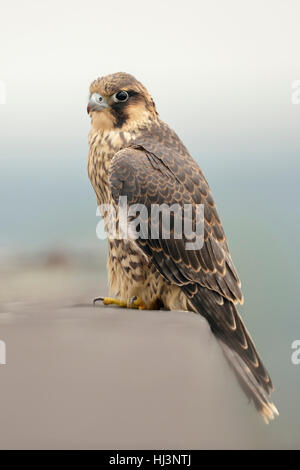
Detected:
left=1, top=0, right=300, bottom=162
left=1, top=0, right=300, bottom=251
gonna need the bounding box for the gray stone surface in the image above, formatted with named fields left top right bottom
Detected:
left=0, top=300, right=274, bottom=449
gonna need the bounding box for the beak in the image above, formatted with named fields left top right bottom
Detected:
left=87, top=93, right=109, bottom=114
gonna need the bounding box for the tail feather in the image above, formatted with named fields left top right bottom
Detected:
left=186, top=285, right=279, bottom=422
left=219, top=341, right=279, bottom=423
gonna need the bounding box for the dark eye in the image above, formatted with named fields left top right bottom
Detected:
left=113, top=90, right=129, bottom=103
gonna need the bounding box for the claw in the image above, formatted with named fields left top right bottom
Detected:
left=129, top=296, right=147, bottom=310
left=93, top=296, right=104, bottom=306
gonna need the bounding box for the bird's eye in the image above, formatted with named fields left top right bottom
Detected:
left=113, top=91, right=129, bottom=103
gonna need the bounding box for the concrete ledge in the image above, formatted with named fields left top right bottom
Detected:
left=0, top=303, right=270, bottom=449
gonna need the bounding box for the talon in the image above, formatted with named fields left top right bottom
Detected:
left=127, top=296, right=137, bottom=309
left=93, top=297, right=104, bottom=306
left=129, top=296, right=147, bottom=310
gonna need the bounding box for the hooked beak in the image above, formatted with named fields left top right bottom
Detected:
left=87, top=93, right=109, bottom=114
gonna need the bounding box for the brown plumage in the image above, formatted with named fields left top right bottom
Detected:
left=87, top=72, right=278, bottom=422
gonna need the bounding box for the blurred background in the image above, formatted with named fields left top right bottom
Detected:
left=0, top=0, right=300, bottom=448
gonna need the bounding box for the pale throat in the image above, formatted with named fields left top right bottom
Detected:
left=89, top=126, right=136, bottom=155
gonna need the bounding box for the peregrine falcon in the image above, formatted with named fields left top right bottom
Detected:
left=87, top=72, right=278, bottom=422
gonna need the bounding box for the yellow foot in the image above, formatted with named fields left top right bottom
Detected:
left=93, top=296, right=147, bottom=310
left=102, top=297, right=127, bottom=307
left=128, top=296, right=147, bottom=310
left=93, top=296, right=126, bottom=307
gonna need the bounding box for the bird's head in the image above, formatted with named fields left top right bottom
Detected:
left=87, top=72, right=158, bottom=132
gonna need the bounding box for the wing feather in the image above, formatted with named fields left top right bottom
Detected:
left=108, top=138, right=276, bottom=417
left=109, top=144, right=243, bottom=303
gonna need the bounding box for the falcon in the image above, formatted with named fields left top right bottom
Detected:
left=87, top=72, right=278, bottom=422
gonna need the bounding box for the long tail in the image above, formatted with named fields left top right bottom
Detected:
left=219, top=341, right=278, bottom=423
left=187, top=286, right=279, bottom=423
